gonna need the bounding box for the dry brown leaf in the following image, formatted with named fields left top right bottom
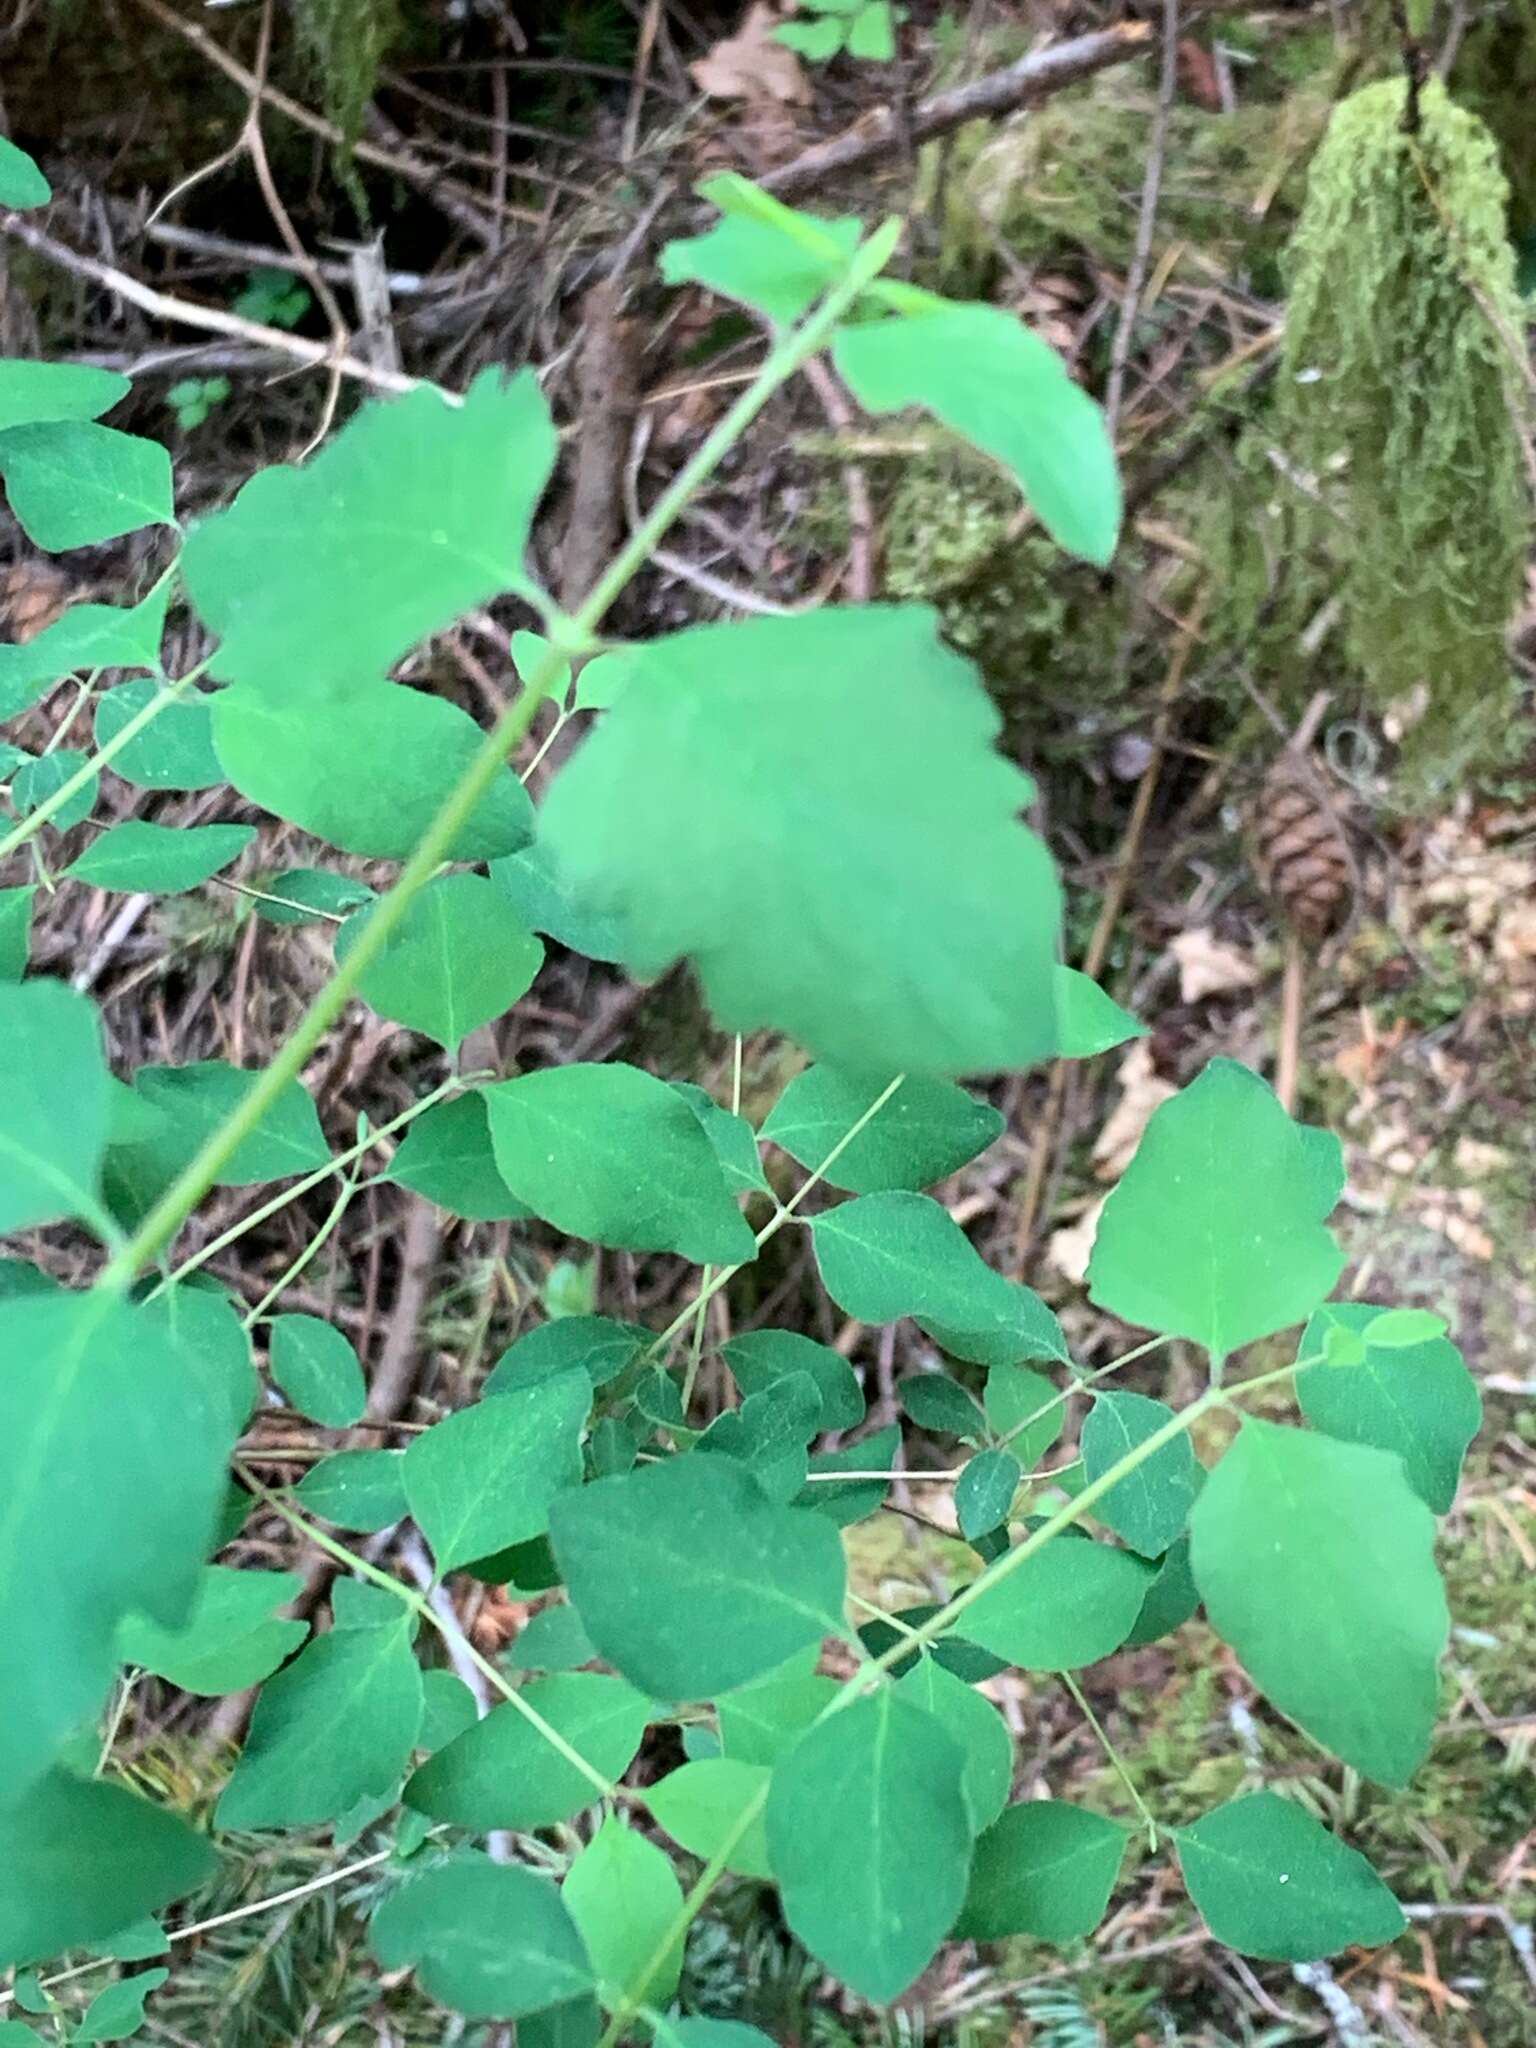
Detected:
left=1047, top=1195, right=1105, bottom=1286
left=1168, top=929, right=1259, bottom=1003
left=1332, top=1010, right=1408, bottom=1093
left=1092, top=1042, right=1177, bottom=1182
left=691, top=4, right=810, bottom=106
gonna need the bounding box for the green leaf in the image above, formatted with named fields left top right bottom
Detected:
left=253, top=867, right=376, bottom=925
left=63, top=821, right=254, bottom=895
left=1295, top=1303, right=1479, bottom=1514
left=564, top=1816, right=686, bottom=2008
left=652, top=2024, right=779, bottom=2048
left=74, top=1967, right=170, bottom=2043
left=0, top=980, right=109, bottom=1232
left=956, top=1535, right=1151, bottom=1670
left=898, top=1370, right=987, bottom=1439
left=697, top=1373, right=821, bottom=1502
left=0, top=1770, right=215, bottom=1968
left=895, top=1656, right=1011, bottom=1829
left=216, top=1618, right=422, bottom=1829
left=137, top=1283, right=257, bottom=1440
left=385, top=1094, right=531, bottom=1220
left=404, top=1375, right=589, bottom=1573
left=549, top=1457, right=846, bottom=1699
left=405, top=1672, right=651, bottom=1828
left=847, top=0, right=897, bottom=59
left=1123, top=1532, right=1200, bottom=1646
left=508, top=1603, right=596, bottom=1673
left=649, top=1757, right=773, bottom=1879
left=722, top=1329, right=865, bottom=1432
left=269, top=1313, right=368, bottom=1427
left=798, top=1423, right=899, bottom=1524
left=833, top=305, right=1119, bottom=565
left=958, top=1800, right=1129, bottom=1941
left=485, top=1063, right=755, bottom=1265
left=105, top=1061, right=328, bottom=1219
left=11, top=748, right=97, bottom=829
left=337, top=873, right=542, bottom=1052
left=417, top=1670, right=479, bottom=1751
left=0, top=586, right=166, bottom=720
left=1080, top=1392, right=1199, bottom=1557
left=955, top=1448, right=1020, bottom=1541
left=0, top=137, right=52, bottom=208
left=812, top=1192, right=1068, bottom=1366
left=1088, top=1061, right=1344, bottom=1364
left=766, top=1690, right=971, bottom=2001
left=0, top=885, right=34, bottom=979
left=1053, top=966, right=1145, bottom=1058
left=211, top=678, right=532, bottom=862
left=294, top=1448, right=407, bottom=1530
left=762, top=1068, right=1002, bottom=1192
left=672, top=1081, right=770, bottom=1194
left=0, top=421, right=173, bottom=549
left=94, top=679, right=222, bottom=791
left=0, top=1293, right=235, bottom=1795
left=332, top=1579, right=404, bottom=1629
left=660, top=209, right=861, bottom=325
left=489, top=837, right=627, bottom=962
left=183, top=370, right=556, bottom=694
left=774, top=14, right=846, bottom=57
left=717, top=1665, right=840, bottom=1765
left=117, top=1566, right=305, bottom=1696
left=1191, top=1419, right=1447, bottom=1783
left=88, top=1917, right=168, bottom=1963
left=983, top=1363, right=1065, bottom=1469
left=370, top=1852, right=593, bottom=2020
left=540, top=608, right=1062, bottom=1077
left=485, top=1316, right=646, bottom=1396
left=1175, top=1792, right=1405, bottom=1960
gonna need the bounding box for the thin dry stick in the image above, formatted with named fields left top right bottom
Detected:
left=1104, top=0, right=1180, bottom=433
left=1275, top=932, right=1305, bottom=1114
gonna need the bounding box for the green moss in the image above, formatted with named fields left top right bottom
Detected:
left=294, top=0, right=402, bottom=201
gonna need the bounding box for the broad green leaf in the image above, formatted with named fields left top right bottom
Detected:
left=63, top=821, right=254, bottom=894
left=105, top=1060, right=328, bottom=1220
left=1190, top=1419, right=1447, bottom=1783
left=295, top=1448, right=407, bottom=1530
left=540, top=608, right=1062, bottom=1077
left=385, top=1093, right=530, bottom=1220
left=485, top=1062, right=755, bottom=1265
left=0, top=884, right=34, bottom=979
left=717, top=1666, right=840, bottom=1766
left=895, top=1656, right=1012, bottom=1829
left=955, top=1535, right=1151, bottom=1670
left=762, top=1067, right=1002, bottom=1192
left=0, top=1293, right=234, bottom=1795
left=1296, top=1303, right=1479, bottom=1514
left=548, top=1457, right=846, bottom=1699
left=0, top=1770, right=215, bottom=1968
left=774, top=15, right=846, bottom=58
left=652, top=2024, right=780, bottom=2048
left=649, top=1757, right=772, bottom=1879
left=983, top=1363, right=1065, bottom=1469
left=520, top=1999, right=603, bottom=2048
left=369, top=1852, right=593, bottom=2020
left=958, top=1799, right=1129, bottom=1941
left=0, top=421, right=173, bottom=549
left=88, top=1917, right=168, bottom=1962
left=269, top=1313, right=368, bottom=1428
left=0, top=137, right=50, bottom=208
left=183, top=370, right=557, bottom=692
left=0, top=1256, right=56, bottom=1299
left=0, top=980, right=109, bottom=1232
left=94, top=679, right=222, bottom=790
left=212, top=678, right=532, bottom=862
left=766, top=1690, right=971, bottom=2002
left=337, top=872, right=542, bottom=1051
left=833, top=305, right=1120, bottom=566
left=404, top=1375, right=589, bottom=1573
left=117, top=1566, right=305, bottom=1696
left=1088, top=1061, right=1344, bottom=1364
left=672, top=1081, right=770, bottom=1194
left=847, top=0, right=898, bottom=59
left=0, top=585, right=165, bottom=720
left=1053, top=965, right=1145, bottom=1058
left=812, top=1192, right=1069, bottom=1366
left=633, top=1367, right=685, bottom=1432
left=253, top=866, right=376, bottom=925
left=135, top=1283, right=258, bottom=1441
left=485, top=1316, right=647, bottom=1396
left=898, top=1370, right=986, bottom=1439
left=1080, top=1391, right=1199, bottom=1557
left=508, top=1602, right=596, bottom=1673
left=405, top=1672, right=651, bottom=1828
left=331, top=1578, right=405, bottom=1629
left=955, top=1447, right=1020, bottom=1541
left=1359, top=1306, right=1447, bottom=1346
left=216, top=1618, right=422, bottom=1829
left=697, top=1372, right=821, bottom=1502
left=798, top=1423, right=899, bottom=1525
left=563, top=1817, right=685, bottom=2008
left=660, top=209, right=861, bottom=325
left=490, top=837, right=627, bottom=962
left=1175, top=1791, right=1405, bottom=1960
left=722, top=1328, right=865, bottom=1431
left=11, top=748, right=97, bottom=829
left=418, top=1670, right=479, bottom=1751
left=74, top=1967, right=170, bottom=2043
left=1123, top=1533, right=1200, bottom=1646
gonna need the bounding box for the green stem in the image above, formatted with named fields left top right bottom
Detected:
left=93, top=221, right=900, bottom=1288
left=1062, top=1669, right=1156, bottom=1849
left=240, top=1160, right=362, bottom=1329
left=994, top=1335, right=1172, bottom=1461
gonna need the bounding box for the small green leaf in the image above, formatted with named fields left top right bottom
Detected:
left=404, top=1375, right=589, bottom=1573
left=717, top=1662, right=839, bottom=1765
left=0, top=980, right=109, bottom=1232
left=418, top=1670, right=479, bottom=1751
left=0, top=137, right=52, bottom=208
left=1189, top=1419, right=1447, bottom=1784
left=63, top=822, right=254, bottom=895
left=337, top=873, right=543, bottom=1052
left=549, top=1457, right=846, bottom=1699
left=766, top=1690, right=972, bottom=2002
left=833, top=305, right=1120, bottom=566
left=895, top=1656, right=1011, bottom=1829
left=652, top=2024, right=780, bottom=2048
left=11, top=749, right=97, bottom=829
left=0, top=585, right=165, bottom=720
left=857, top=1608, right=1007, bottom=1683
left=485, top=1062, right=755, bottom=1265
left=958, top=1800, right=1129, bottom=1941
left=762, top=1067, right=1002, bottom=1192
left=956, top=1536, right=1151, bottom=1670
left=898, top=1370, right=987, bottom=1439
left=106, top=1061, right=329, bottom=1220
left=672, top=1081, right=770, bottom=1194
left=507, top=1603, right=596, bottom=1673
left=0, top=421, right=173, bottom=549
left=1295, top=1304, right=1479, bottom=1515
left=847, top=0, right=897, bottom=59
left=253, top=867, right=377, bottom=925
left=774, top=14, right=846, bottom=57
left=94, top=679, right=222, bottom=791
left=798, top=1423, right=899, bottom=1524
left=74, top=1966, right=170, bottom=2042
left=697, top=1372, right=821, bottom=1502
left=369, top=1852, right=593, bottom=2020
left=564, top=1817, right=685, bottom=2009
left=1358, top=1306, right=1447, bottom=1346
left=660, top=208, right=861, bottom=324
left=649, top=1757, right=773, bottom=1879
left=0, top=885, right=34, bottom=979
left=216, top=1619, right=422, bottom=1829
left=489, top=837, right=627, bottom=962
left=1053, top=966, right=1145, bottom=1058
left=117, top=1566, right=306, bottom=1695
left=385, top=1092, right=531, bottom=1221
left=1080, top=1391, right=1199, bottom=1558
left=405, top=1672, right=651, bottom=1828
left=294, top=1448, right=407, bottom=1530
left=0, top=1770, right=214, bottom=1968
left=1123, top=1533, right=1200, bottom=1646
left=955, top=1448, right=1020, bottom=1541
left=1088, top=1062, right=1344, bottom=1364
left=269, top=1314, right=368, bottom=1428
left=1175, top=1792, right=1405, bottom=1960
left=983, top=1363, right=1065, bottom=1469
left=722, top=1329, right=865, bottom=1432
left=485, top=1317, right=647, bottom=1395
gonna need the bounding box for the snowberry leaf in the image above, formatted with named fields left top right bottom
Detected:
left=64, top=821, right=254, bottom=895
left=484, top=1317, right=647, bottom=1396
left=660, top=203, right=861, bottom=325
left=955, top=1448, right=1020, bottom=1541
left=268, top=1314, right=367, bottom=1428
left=649, top=1758, right=773, bottom=1879
left=1080, top=1391, right=1199, bottom=1558
left=0, top=137, right=51, bottom=209
left=958, top=1800, right=1129, bottom=1942
left=105, top=1061, right=328, bottom=1221
left=337, top=872, right=543, bottom=1051
left=898, top=1370, right=987, bottom=1439
left=94, top=679, right=221, bottom=791
left=1123, top=1533, right=1200, bottom=1647
left=294, top=1448, right=407, bottom=1531
left=0, top=585, right=165, bottom=720
left=369, top=1853, right=593, bottom=2021
left=895, top=1656, right=1011, bottom=1830
left=403, top=1374, right=590, bottom=1573
left=0, top=421, right=173, bottom=549
left=672, top=1082, right=770, bottom=1195
left=955, top=1535, right=1152, bottom=1670
left=1175, top=1792, right=1405, bottom=1960
left=983, top=1363, right=1066, bottom=1470
left=74, top=1965, right=170, bottom=2043
left=11, top=748, right=97, bottom=829
left=1053, top=966, right=1145, bottom=1058
left=762, top=1067, right=1002, bottom=1192
left=0, top=885, right=34, bottom=979
left=253, top=867, right=376, bottom=925
left=0, top=980, right=110, bottom=1234
left=489, top=836, right=628, bottom=962
left=385, top=1093, right=532, bottom=1220
left=564, top=1817, right=685, bottom=2011
left=117, top=1566, right=306, bottom=1696
left=721, top=1329, right=865, bottom=1432
left=405, top=1673, right=651, bottom=1829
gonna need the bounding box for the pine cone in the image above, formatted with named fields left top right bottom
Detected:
left=1253, top=756, right=1352, bottom=940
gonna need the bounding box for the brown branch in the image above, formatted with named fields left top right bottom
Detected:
left=1104, top=0, right=1181, bottom=433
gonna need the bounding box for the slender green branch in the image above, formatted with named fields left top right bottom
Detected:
left=240, top=1159, right=362, bottom=1329
left=1062, top=1669, right=1157, bottom=1848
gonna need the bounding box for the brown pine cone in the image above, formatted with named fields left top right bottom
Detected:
left=1253, top=755, right=1353, bottom=941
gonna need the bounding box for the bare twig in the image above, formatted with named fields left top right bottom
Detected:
left=1105, top=0, right=1180, bottom=433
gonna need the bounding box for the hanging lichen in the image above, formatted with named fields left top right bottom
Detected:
left=1223, top=75, right=1530, bottom=796
left=293, top=0, right=401, bottom=195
